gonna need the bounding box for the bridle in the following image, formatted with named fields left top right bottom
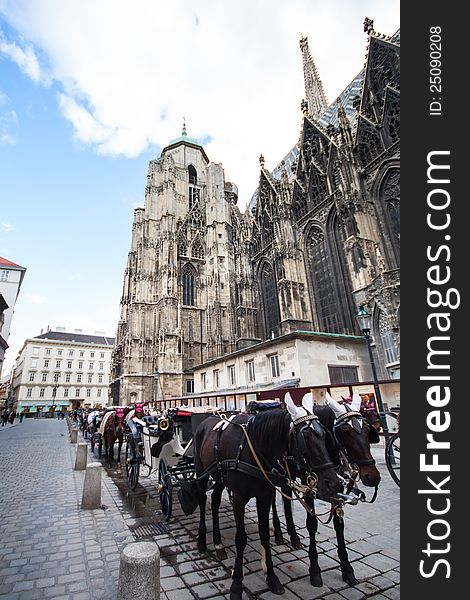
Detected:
left=332, top=409, right=378, bottom=503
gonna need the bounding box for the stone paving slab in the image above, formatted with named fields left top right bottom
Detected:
left=1, top=419, right=400, bottom=599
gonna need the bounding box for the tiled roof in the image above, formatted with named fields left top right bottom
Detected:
left=34, top=331, right=115, bottom=346
left=0, top=256, right=25, bottom=269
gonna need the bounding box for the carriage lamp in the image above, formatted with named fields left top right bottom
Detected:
left=356, top=305, right=390, bottom=443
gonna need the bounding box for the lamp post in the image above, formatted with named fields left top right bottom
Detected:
left=356, top=304, right=390, bottom=443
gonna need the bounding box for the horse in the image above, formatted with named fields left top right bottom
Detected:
left=271, top=392, right=381, bottom=588
left=87, top=410, right=105, bottom=457
left=102, top=406, right=129, bottom=463
left=194, top=394, right=341, bottom=600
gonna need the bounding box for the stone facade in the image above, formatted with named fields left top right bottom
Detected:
left=0, top=256, right=26, bottom=378
left=111, top=21, right=400, bottom=404
left=12, top=329, right=114, bottom=414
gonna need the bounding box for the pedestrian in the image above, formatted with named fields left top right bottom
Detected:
left=1, top=410, right=7, bottom=427
left=19, top=411, right=25, bottom=423
left=8, top=411, right=15, bottom=424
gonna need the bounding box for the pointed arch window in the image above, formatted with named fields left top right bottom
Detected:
left=191, top=238, right=204, bottom=259
left=377, top=310, right=399, bottom=364
left=260, top=262, right=280, bottom=338
left=188, top=165, right=199, bottom=209
left=306, top=226, right=344, bottom=333
left=182, top=264, right=196, bottom=306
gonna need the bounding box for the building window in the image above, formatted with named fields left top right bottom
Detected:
left=89, top=362, right=93, bottom=369
left=87, top=374, right=93, bottom=383
left=260, top=263, right=280, bottom=339
left=75, top=388, right=80, bottom=397
left=42, top=373, right=47, bottom=382
left=39, top=388, right=45, bottom=398
left=69, top=350, right=74, bottom=356
left=27, top=388, right=32, bottom=398
left=29, top=372, right=35, bottom=382
left=100, top=352, right=104, bottom=358
left=90, top=352, right=95, bottom=357
left=44, top=359, right=49, bottom=368
left=58, top=349, right=62, bottom=356
left=56, top=360, right=61, bottom=368
left=31, top=359, right=38, bottom=368
left=65, top=373, right=71, bottom=383
left=186, top=380, right=194, bottom=394
left=97, top=389, right=102, bottom=397
left=213, top=369, right=220, bottom=389
left=86, top=389, right=91, bottom=398
left=99, top=362, right=104, bottom=371
left=53, top=373, right=60, bottom=383
left=98, top=374, right=103, bottom=383
left=0, top=270, right=9, bottom=282
left=201, top=372, right=206, bottom=390
left=67, top=361, right=72, bottom=369
left=246, top=360, right=255, bottom=383
left=228, top=365, right=236, bottom=386
left=64, top=388, right=69, bottom=397
left=32, top=347, right=40, bottom=356
left=80, top=351, right=84, bottom=357
left=77, top=374, right=82, bottom=383
left=78, top=361, right=83, bottom=369
left=328, top=366, right=359, bottom=385
left=182, top=264, right=196, bottom=306
left=46, top=348, right=51, bottom=355
left=268, top=354, right=280, bottom=378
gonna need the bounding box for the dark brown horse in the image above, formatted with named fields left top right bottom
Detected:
left=194, top=395, right=341, bottom=600
left=103, top=407, right=129, bottom=463
left=272, top=392, right=381, bottom=588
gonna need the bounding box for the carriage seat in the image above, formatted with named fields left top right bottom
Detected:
left=142, top=415, right=160, bottom=426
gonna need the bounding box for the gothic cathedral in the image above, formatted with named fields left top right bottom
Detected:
left=111, top=20, right=400, bottom=405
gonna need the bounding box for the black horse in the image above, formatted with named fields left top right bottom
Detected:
left=194, top=395, right=341, bottom=600
left=272, top=392, right=381, bottom=587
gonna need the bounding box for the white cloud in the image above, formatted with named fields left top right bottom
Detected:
left=0, top=0, right=399, bottom=205
left=1, top=222, right=17, bottom=233
left=0, top=32, right=42, bottom=82
left=24, top=293, right=47, bottom=304
left=0, top=108, right=18, bottom=145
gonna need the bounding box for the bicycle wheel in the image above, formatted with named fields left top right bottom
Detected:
left=158, top=459, right=173, bottom=520
left=385, top=432, right=400, bottom=487
left=125, top=436, right=140, bottom=490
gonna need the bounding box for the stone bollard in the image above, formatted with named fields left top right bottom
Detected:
left=117, top=542, right=160, bottom=600
left=70, top=428, right=78, bottom=444
left=81, top=462, right=102, bottom=509
left=74, top=443, right=88, bottom=471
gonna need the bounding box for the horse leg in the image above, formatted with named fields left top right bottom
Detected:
left=305, top=498, right=323, bottom=587
left=230, top=490, right=249, bottom=600
left=333, top=511, right=357, bottom=586
left=272, top=490, right=285, bottom=545
left=117, top=433, right=123, bottom=464
left=196, top=478, right=208, bottom=554
left=281, top=486, right=302, bottom=550
left=257, top=492, right=284, bottom=595
left=98, top=434, right=102, bottom=458
left=211, top=482, right=227, bottom=560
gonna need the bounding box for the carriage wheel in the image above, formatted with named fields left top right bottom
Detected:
left=385, top=432, right=400, bottom=487
left=158, top=459, right=173, bottom=520
left=125, top=437, right=140, bottom=491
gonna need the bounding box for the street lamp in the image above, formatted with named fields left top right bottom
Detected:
left=356, top=304, right=390, bottom=443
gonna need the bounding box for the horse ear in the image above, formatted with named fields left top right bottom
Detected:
left=351, top=393, right=362, bottom=412
left=302, top=392, right=314, bottom=414
left=326, top=392, right=347, bottom=418
left=284, top=392, right=304, bottom=421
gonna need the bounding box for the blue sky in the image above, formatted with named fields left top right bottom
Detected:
left=0, top=0, right=399, bottom=374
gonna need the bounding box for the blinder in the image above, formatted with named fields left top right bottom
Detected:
left=291, top=415, right=334, bottom=473
left=368, top=426, right=380, bottom=444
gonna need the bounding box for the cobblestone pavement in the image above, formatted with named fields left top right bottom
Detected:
left=0, top=418, right=399, bottom=599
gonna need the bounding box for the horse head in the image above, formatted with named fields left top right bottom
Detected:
left=284, top=392, right=341, bottom=501
left=325, top=393, right=381, bottom=487
left=133, top=402, right=147, bottom=419
left=113, top=406, right=129, bottom=432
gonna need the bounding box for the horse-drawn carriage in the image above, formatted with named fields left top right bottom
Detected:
left=124, top=406, right=226, bottom=520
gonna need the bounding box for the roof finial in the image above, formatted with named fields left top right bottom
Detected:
left=299, top=34, right=328, bottom=120
left=363, top=17, right=375, bottom=35
left=259, top=154, right=265, bottom=168
left=182, top=116, right=187, bottom=137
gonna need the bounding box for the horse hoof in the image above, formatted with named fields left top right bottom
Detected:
left=197, top=542, right=207, bottom=555
left=267, top=578, right=284, bottom=595
left=229, top=593, right=242, bottom=600
left=230, top=581, right=243, bottom=600
left=274, top=534, right=285, bottom=545
left=215, top=548, right=227, bottom=561
left=342, top=572, right=358, bottom=586
left=310, top=574, right=323, bottom=587
left=290, top=536, right=302, bottom=550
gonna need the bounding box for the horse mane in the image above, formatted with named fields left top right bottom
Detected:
left=248, top=409, right=291, bottom=455
left=313, top=405, right=339, bottom=463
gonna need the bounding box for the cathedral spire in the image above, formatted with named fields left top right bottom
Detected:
left=299, top=35, right=328, bottom=120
